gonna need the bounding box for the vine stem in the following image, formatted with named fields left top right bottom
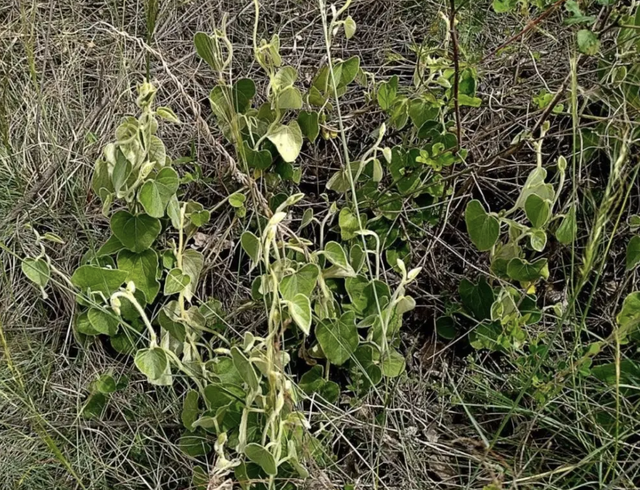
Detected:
left=448, top=0, right=461, bottom=153
left=111, top=290, right=157, bottom=347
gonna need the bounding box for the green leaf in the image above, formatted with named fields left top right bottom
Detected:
left=344, top=16, right=357, bottom=39
left=138, top=168, right=180, bottom=218
left=87, top=308, right=119, bottom=336
left=297, top=110, right=320, bottom=142
left=92, top=159, right=114, bottom=196
left=577, top=29, right=600, bottom=55
left=112, top=150, right=132, bottom=194
left=316, top=311, right=359, bottom=366
left=241, top=231, right=261, bottom=264
left=276, top=86, right=303, bottom=110
left=307, top=86, right=326, bottom=107
left=156, top=106, right=180, bottom=123
left=525, top=194, right=550, bottom=228
left=82, top=392, right=107, bottom=419
left=194, top=32, right=221, bottom=71
left=117, top=249, right=160, bottom=303
left=458, top=94, right=482, bottom=107
left=592, top=359, right=640, bottom=386
left=91, top=374, right=118, bottom=394
left=22, top=258, right=50, bottom=288
left=286, top=293, right=312, bottom=335
left=232, top=78, right=256, bottom=113
left=209, top=85, right=230, bottom=123
left=280, top=264, right=319, bottom=301
left=465, top=200, right=499, bottom=251
left=381, top=349, right=406, bottom=377
left=324, top=241, right=350, bottom=269
left=627, top=236, right=640, bottom=270
left=231, top=346, right=260, bottom=392
left=493, top=0, right=518, bottom=13
left=507, top=258, right=549, bottom=282
left=556, top=206, right=577, bottom=244
left=179, top=434, right=211, bottom=457
left=529, top=229, right=547, bottom=252
left=243, top=142, right=272, bottom=170
left=436, top=316, right=457, bottom=340
left=459, top=276, right=494, bottom=321
left=339, top=207, right=360, bottom=240
left=164, top=268, right=191, bottom=295
left=350, top=344, right=382, bottom=390
left=134, top=347, right=171, bottom=385
left=299, top=366, right=340, bottom=404
left=300, top=208, right=314, bottom=229
left=244, top=443, right=277, bottom=476
left=148, top=136, right=167, bottom=167
left=181, top=390, right=199, bottom=431
left=76, top=311, right=100, bottom=336
left=182, top=249, right=204, bottom=302
left=390, top=98, right=409, bottom=129
left=229, top=192, right=246, bottom=208
left=111, top=211, right=161, bottom=253
left=97, top=235, right=125, bottom=257
left=337, top=56, right=360, bottom=87
left=377, top=76, right=398, bottom=110
left=267, top=121, right=303, bottom=163
left=71, top=266, right=129, bottom=296
left=617, top=292, right=640, bottom=340
left=273, top=66, right=298, bottom=91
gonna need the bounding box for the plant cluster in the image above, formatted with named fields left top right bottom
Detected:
left=20, top=2, right=425, bottom=488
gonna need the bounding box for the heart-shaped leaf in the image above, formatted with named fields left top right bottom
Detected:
left=164, top=268, right=191, bottom=295
left=297, top=110, right=320, bottom=142
left=324, top=241, right=350, bottom=269
left=148, top=136, right=167, bottom=167
left=241, top=231, right=261, bottom=264
left=465, top=200, right=499, bottom=251
left=231, top=346, right=260, bottom=392
left=194, top=32, right=221, bottom=71
left=243, top=142, right=272, bottom=170
left=182, top=249, right=204, bottom=302
left=316, top=311, right=359, bottom=366
left=286, top=293, right=312, bottom=335
left=111, top=211, right=161, bottom=253
left=22, top=258, right=50, bottom=288
left=280, top=264, right=319, bottom=302
left=381, top=349, right=406, bottom=377
left=117, top=249, right=160, bottom=303
left=232, top=78, right=256, bottom=113
left=87, top=307, right=119, bottom=336
left=276, top=86, right=303, bottom=110
left=273, top=66, right=298, bottom=91
left=267, top=121, right=303, bottom=163
left=525, top=194, right=550, bottom=228
left=556, top=206, right=577, bottom=245
left=71, top=266, right=129, bottom=296
left=244, top=443, right=277, bottom=476
left=135, top=347, right=171, bottom=385
left=138, top=168, right=179, bottom=218
left=181, top=390, right=199, bottom=431
left=344, top=16, right=357, bottom=39
left=339, top=207, right=359, bottom=240
left=507, top=258, right=549, bottom=282
left=626, top=236, right=640, bottom=271
left=377, top=76, right=398, bottom=110
left=459, top=276, right=494, bottom=321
